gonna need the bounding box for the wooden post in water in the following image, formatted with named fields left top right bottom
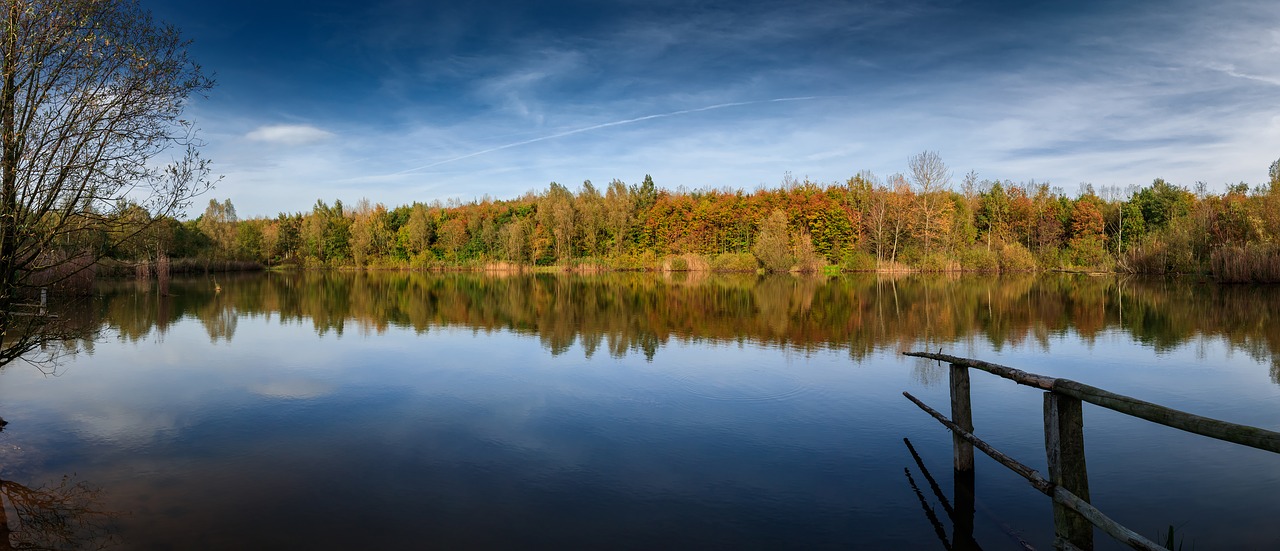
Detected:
left=950, top=363, right=974, bottom=472
left=1045, top=392, right=1092, bottom=550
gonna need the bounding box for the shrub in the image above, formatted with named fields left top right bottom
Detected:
left=957, top=247, right=999, bottom=273
left=683, top=253, right=710, bottom=272
left=917, top=253, right=958, bottom=272
left=711, top=252, right=759, bottom=272
left=1067, top=236, right=1112, bottom=270
left=608, top=251, right=660, bottom=271
left=838, top=250, right=878, bottom=272
left=998, top=242, right=1038, bottom=272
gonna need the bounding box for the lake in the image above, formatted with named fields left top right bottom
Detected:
left=1, top=271, right=1277, bottom=549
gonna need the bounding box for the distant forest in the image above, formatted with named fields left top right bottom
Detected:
left=108, top=153, right=1280, bottom=282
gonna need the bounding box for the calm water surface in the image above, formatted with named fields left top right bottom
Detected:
left=0, top=272, right=1277, bottom=549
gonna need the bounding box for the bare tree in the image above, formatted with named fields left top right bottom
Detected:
left=0, top=0, right=215, bottom=366
left=908, top=150, right=952, bottom=256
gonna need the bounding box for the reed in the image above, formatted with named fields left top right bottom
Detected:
left=1210, top=243, right=1280, bottom=283
left=29, top=250, right=96, bottom=295
left=157, top=252, right=171, bottom=296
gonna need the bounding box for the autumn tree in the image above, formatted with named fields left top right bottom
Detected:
left=884, top=173, right=914, bottom=265
left=437, top=216, right=468, bottom=260
left=752, top=209, right=792, bottom=272
left=537, top=182, right=575, bottom=262
left=400, top=204, right=434, bottom=257
left=354, top=201, right=393, bottom=265
left=603, top=179, right=633, bottom=255
left=0, top=0, right=214, bottom=365
left=908, top=150, right=951, bottom=255
left=197, top=199, right=237, bottom=259
left=1067, top=193, right=1107, bottom=266
left=500, top=218, right=527, bottom=262
left=575, top=181, right=604, bottom=257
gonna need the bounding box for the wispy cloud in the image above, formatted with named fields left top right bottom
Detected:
left=172, top=0, right=1280, bottom=218
left=1205, top=63, right=1280, bottom=87
left=246, top=124, right=335, bottom=145
left=394, top=96, right=831, bottom=175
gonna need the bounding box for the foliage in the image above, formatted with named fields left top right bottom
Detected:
left=917, top=253, right=958, bottom=273
left=997, top=242, right=1038, bottom=272
left=710, top=252, right=758, bottom=272
left=957, top=247, right=999, bottom=273
left=110, top=155, right=1280, bottom=283
left=838, top=250, right=878, bottom=272
left=752, top=209, right=794, bottom=272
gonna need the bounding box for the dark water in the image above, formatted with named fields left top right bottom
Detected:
left=1, top=272, right=1277, bottom=549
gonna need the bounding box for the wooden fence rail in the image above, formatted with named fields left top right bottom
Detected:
left=905, top=352, right=1280, bottom=454
left=902, top=351, right=1280, bottom=551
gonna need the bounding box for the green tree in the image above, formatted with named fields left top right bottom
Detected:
left=631, top=174, right=658, bottom=214
left=401, top=204, right=434, bottom=257
left=1135, top=178, right=1191, bottom=230
left=235, top=219, right=264, bottom=261
left=537, top=182, right=575, bottom=262
left=575, top=181, right=604, bottom=257
left=197, top=199, right=238, bottom=259
left=604, top=179, right=634, bottom=255
left=977, top=181, right=1010, bottom=250
left=349, top=199, right=391, bottom=266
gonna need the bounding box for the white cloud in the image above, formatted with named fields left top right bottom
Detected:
left=245, top=124, right=335, bottom=145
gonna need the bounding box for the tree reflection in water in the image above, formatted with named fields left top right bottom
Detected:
left=0, top=474, right=119, bottom=551
left=0, top=419, right=119, bottom=550
left=72, top=271, right=1280, bottom=384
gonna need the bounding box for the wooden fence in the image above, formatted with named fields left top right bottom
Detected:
left=902, top=351, right=1280, bottom=551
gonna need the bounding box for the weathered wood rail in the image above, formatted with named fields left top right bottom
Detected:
left=902, top=351, right=1280, bottom=551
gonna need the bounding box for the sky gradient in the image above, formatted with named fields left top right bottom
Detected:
left=144, top=0, right=1280, bottom=217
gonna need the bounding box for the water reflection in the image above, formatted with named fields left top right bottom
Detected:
left=3, top=272, right=1277, bottom=549
left=77, top=272, right=1280, bottom=382
left=1, top=419, right=119, bottom=550
left=0, top=474, right=119, bottom=550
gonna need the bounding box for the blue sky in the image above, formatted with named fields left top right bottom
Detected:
left=144, top=0, right=1280, bottom=217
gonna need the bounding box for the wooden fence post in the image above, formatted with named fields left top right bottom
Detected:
left=950, top=363, right=974, bottom=472
left=1045, top=392, right=1092, bottom=550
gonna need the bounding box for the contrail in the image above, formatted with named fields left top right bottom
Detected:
left=394, top=96, right=826, bottom=175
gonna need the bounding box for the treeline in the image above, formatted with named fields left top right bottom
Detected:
left=111, top=154, right=1280, bottom=281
